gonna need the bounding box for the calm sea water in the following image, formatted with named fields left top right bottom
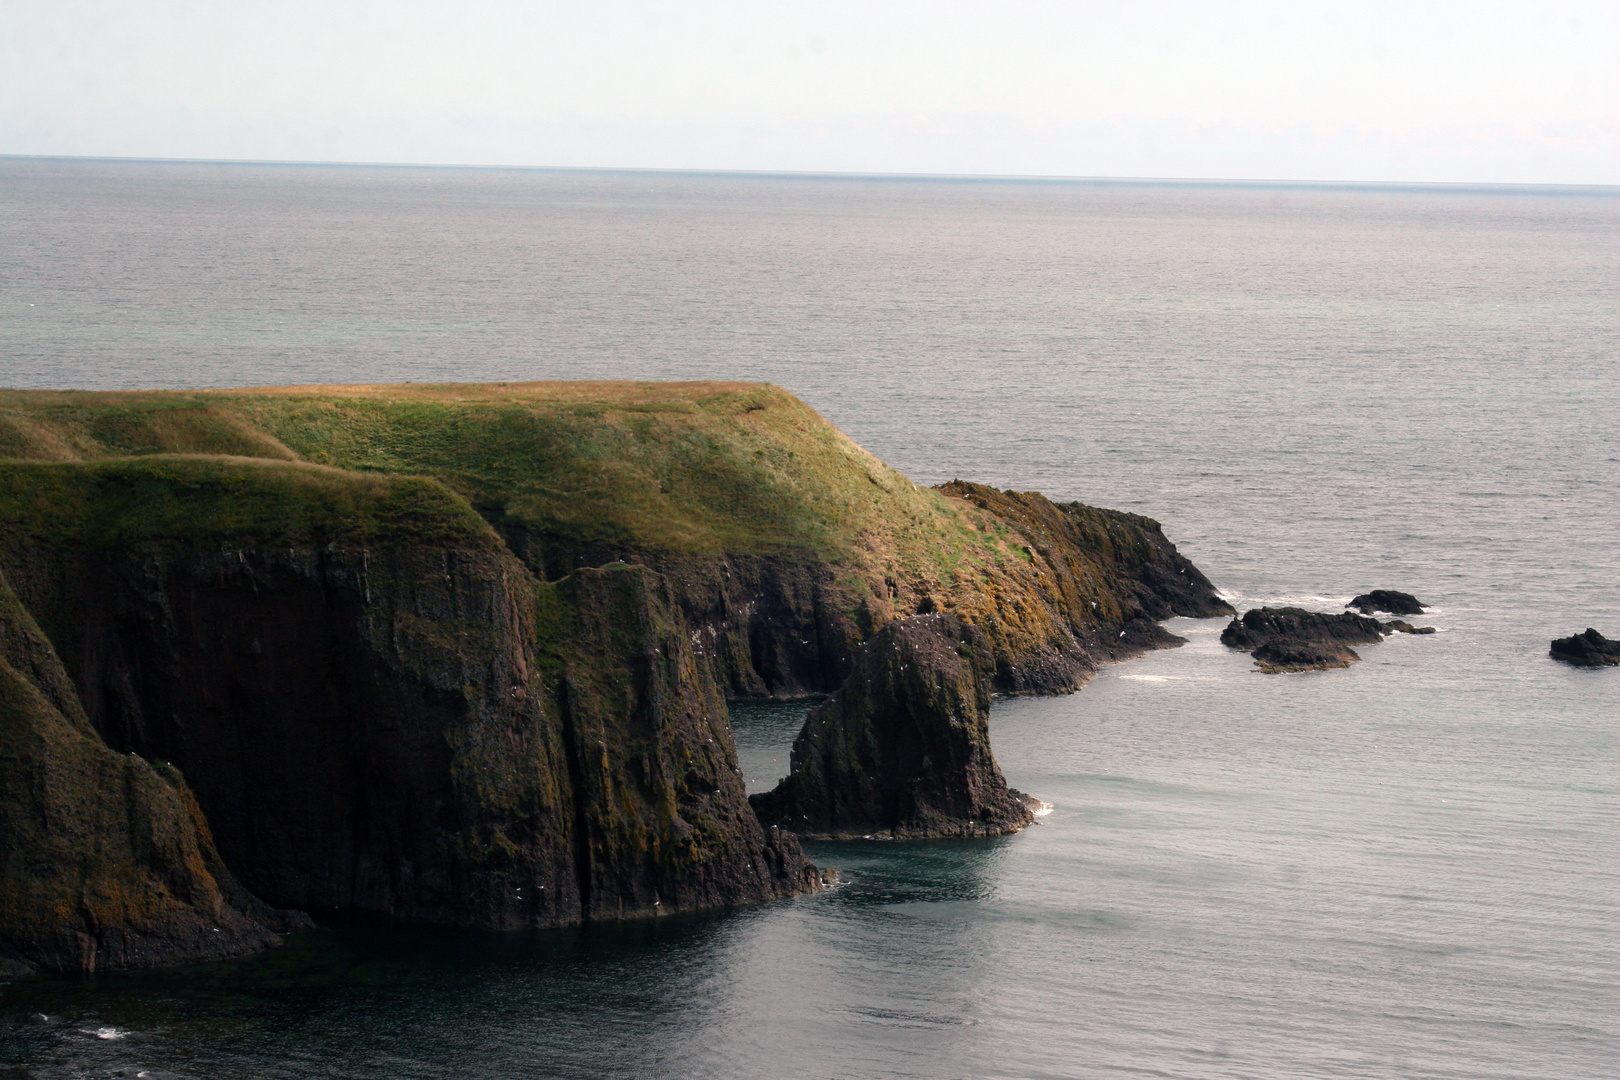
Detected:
left=1, top=160, right=1617, bottom=1079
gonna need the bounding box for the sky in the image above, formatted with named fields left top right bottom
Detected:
left=2, top=1, right=1616, bottom=185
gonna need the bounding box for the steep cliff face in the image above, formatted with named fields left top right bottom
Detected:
left=551, top=566, right=820, bottom=916
left=751, top=615, right=1033, bottom=839
left=0, top=457, right=816, bottom=950
left=0, top=568, right=284, bottom=972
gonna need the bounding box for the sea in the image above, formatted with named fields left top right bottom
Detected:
left=1, top=159, right=1616, bottom=1080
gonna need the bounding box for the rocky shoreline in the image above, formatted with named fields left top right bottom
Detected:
left=0, top=382, right=1231, bottom=971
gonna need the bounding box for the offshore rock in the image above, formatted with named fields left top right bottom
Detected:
left=1550, top=628, right=1620, bottom=668
left=0, top=568, right=287, bottom=972
left=751, top=614, right=1034, bottom=839
left=1222, top=607, right=1388, bottom=673
left=1383, top=620, right=1436, bottom=635
left=1349, top=590, right=1426, bottom=616
left=1252, top=640, right=1359, bottom=673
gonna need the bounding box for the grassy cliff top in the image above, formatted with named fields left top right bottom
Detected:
left=0, top=456, right=501, bottom=550
left=0, top=382, right=1016, bottom=577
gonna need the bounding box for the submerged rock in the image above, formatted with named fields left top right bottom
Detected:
left=1349, top=590, right=1426, bottom=616
left=1383, top=620, right=1436, bottom=635
left=1550, top=628, right=1620, bottom=668
left=1222, top=607, right=1388, bottom=673
left=751, top=614, right=1034, bottom=839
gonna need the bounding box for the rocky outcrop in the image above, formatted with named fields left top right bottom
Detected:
left=935, top=482, right=1233, bottom=694
left=1550, top=628, right=1620, bottom=668
left=1222, top=607, right=1388, bottom=673
left=550, top=565, right=821, bottom=917
left=0, top=568, right=288, bottom=973
left=751, top=614, right=1033, bottom=839
left=1350, top=590, right=1425, bottom=616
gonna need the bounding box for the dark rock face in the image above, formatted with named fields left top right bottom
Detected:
left=1349, top=590, right=1425, bottom=616
left=1383, top=620, right=1436, bottom=635
left=1222, top=607, right=1388, bottom=673
left=551, top=565, right=821, bottom=918
left=751, top=614, right=1034, bottom=839
left=0, top=569, right=288, bottom=972
left=4, top=542, right=817, bottom=935
left=1550, top=628, right=1620, bottom=668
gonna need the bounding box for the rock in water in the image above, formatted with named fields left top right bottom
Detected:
left=1550, top=629, right=1620, bottom=668
left=1383, top=620, right=1437, bottom=635
left=0, top=569, right=287, bottom=972
left=751, top=614, right=1034, bottom=839
left=1349, top=590, right=1426, bottom=615
left=1222, top=607, right=1388, bottom=673
left=1252, top=640, right=1359, bottom=673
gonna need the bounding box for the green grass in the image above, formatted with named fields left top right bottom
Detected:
left=0, top=382, right=1024, bottom=583
left=0, top=455, right=499, bottom=550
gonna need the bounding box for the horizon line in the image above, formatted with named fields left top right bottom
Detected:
left=4, top=153, right=1617, bottom=196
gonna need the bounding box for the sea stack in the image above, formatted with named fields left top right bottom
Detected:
left=751, top=614, right=1035, bottom=838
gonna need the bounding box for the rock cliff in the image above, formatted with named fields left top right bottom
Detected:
left=751, top=614, right=1033, bottom=839
left=0, top=456, right=816, bottom=966
left=0, top=382, right=1230, bottom=967
left=0, top=567, right=286, bottom=972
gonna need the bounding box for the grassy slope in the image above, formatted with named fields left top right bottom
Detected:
left=0, top=382, right=1035, bottom=607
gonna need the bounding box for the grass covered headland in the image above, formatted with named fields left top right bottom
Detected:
left=0, top=382, right=1229, bottom=970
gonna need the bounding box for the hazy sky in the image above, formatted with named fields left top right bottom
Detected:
left=3, top=1, right=1616, bottom=184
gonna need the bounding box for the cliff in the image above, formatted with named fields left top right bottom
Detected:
left=0, top=566, right=284, bottom=972
left=0, top=455, right=815, bottom=964
left=0, top=382, right=1227, bottom=967
left=751, top=614, right=1033, bottom=839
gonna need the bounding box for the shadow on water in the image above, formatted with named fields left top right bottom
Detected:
left=0, top=912, right=753, bottom=1080
left=0, top=834, right=1025, bottom=1080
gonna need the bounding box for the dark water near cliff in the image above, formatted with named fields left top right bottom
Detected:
left=2, top=161, right=1617, bottom=1079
